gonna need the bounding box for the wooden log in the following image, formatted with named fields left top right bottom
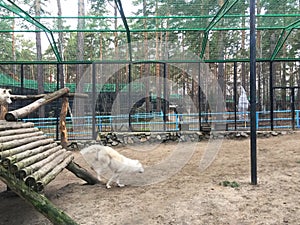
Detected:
left=0, top=127, right=39, bottom=137
left=0, top=122, right=34, bottom=131
left=9, top=145, right=62, bottom=173
left=60, top=96, right=69, bottom=149
left=5, top=88, right=70, bottom=121
left=0, top=130, right=43, bottom=143
left=16, top=147, right=63, bottom=180
left=66, top=161, right=100, bottom=185
left=36, top=154, right=74, bottom=192
left=11, top=93, right=48, bottom=100
left=66, top=93, right=89, bottom=98
left=3, top=143, right=58, bottom=170
left=0, top=137, right=52, bottom=160
left=11, top=92, right=88, bottom=100
left=0, top=134, right=45, bottom=151
left=0, top=165, right=79, bottom=225
left=25, top=150, right=70, bottom=189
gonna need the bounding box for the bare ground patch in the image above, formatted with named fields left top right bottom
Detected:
left=1, top=133, right=299, bottom=225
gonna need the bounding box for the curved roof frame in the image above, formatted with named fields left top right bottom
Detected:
left=0, top=0, right=300, bottom=63
left=271, top=18, right=300, bottom=61
left=200, top=0, right=240, bottom=59
left=0, top=0, right=62, bottom=62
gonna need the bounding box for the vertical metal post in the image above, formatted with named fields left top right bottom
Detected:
left=92, top=63, right=97, bottom=139
left=291, top=87, right=295, bottom=130
left=19, top=64, right=24, bottom=122
left=20, top=64, right=24, bottom=95
left=270, top=61, right=274, bottom=130
left=55, top=64, right=60, bottom=140
left=163, top=62, right=167, bottom=131
left=198, top=62, right=202, bottom=131
left=128, top=63, right=132, bottom=131
left=234, top=62, right=237, bottom=130
left=250, top=0, right=257, bottom=185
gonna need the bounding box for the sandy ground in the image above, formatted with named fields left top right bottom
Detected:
left=0, top=132, right=300, bottom=225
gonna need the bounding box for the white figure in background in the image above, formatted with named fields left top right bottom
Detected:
left=238, top=86, right=249, bottom=120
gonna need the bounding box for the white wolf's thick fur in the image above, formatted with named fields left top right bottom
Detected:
left=80, top=145, right=144, bottom=188
left=0, top=88, right=12, bottom=104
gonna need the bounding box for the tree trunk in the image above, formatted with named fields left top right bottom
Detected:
left=241, top=3, right=246, bottom=88
left=256, top=0, right=262, bottom=110
left=35, top=0, right=45, bottom=117
left=155, top=0, right=161, bottom=112
left=143, top=0, right=150, bottom=113
left=11, top=15, right=17, bottom=76
left=57, top=0, right=65, bottom=88
left=75, top=0, right=85, bottom=131
left=76, top=0, right=85, bottom=84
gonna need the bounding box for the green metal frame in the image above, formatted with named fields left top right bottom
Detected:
left=271, top=18, right=300, bottom=61
left=200, top=0, right=240, bottom=59
left=0, top=0, right=300, bottom=63
left=115, top=0, right=132, bottom=62
left=0, top=0, right=62, bottom=62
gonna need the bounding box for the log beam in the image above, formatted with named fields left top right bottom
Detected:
left=17, top=147, right=63, bottom=180
left=9, top=146, right=62, bottom=173
left=60, top=97, right=69, bottom=149
left=5, top=88, right=69, bottom=121
left=0, top=122, right=34, bottom=131
left=0, top=104, right=8, bottom=120
left=0, top=165, right=78, bottom=225
left=11, top=92, right=88, bottom=100
left=36, top=154, right=74, bottom=192
left=66, top=161, right=100, bottom=185
left=0, top=137, right=52, bottom=160
left=6, top=143, right=59, bottom=171
left=0, top=127, right=39, bottom=137
left=25, top=151, right=72, bottom=190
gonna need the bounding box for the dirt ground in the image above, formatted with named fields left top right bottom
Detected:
left=0, top=132, right=300, bottom=225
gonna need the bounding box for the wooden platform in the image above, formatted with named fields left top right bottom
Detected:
left=0, top=120, right=99, bottom=224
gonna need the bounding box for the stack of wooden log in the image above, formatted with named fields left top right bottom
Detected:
left=0, top=88, right=101, bottom=224
left=0, top=121, right=74, bottom=192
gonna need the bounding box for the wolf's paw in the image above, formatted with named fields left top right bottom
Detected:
left=117, top=183, right=125, bottom=187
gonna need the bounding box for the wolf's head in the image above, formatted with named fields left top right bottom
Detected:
left=133, top=160, right=144, bottom=173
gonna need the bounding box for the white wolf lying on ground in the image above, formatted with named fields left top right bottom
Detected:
left=0, top=88, right=12, bottom=104
left=80, top=145, right=144, bottom=188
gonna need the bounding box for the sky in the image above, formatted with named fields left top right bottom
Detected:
left=37, top=0, right=136, bottom=51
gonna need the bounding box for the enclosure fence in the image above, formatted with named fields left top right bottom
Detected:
left=20, top=109, right=300, bottom=140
